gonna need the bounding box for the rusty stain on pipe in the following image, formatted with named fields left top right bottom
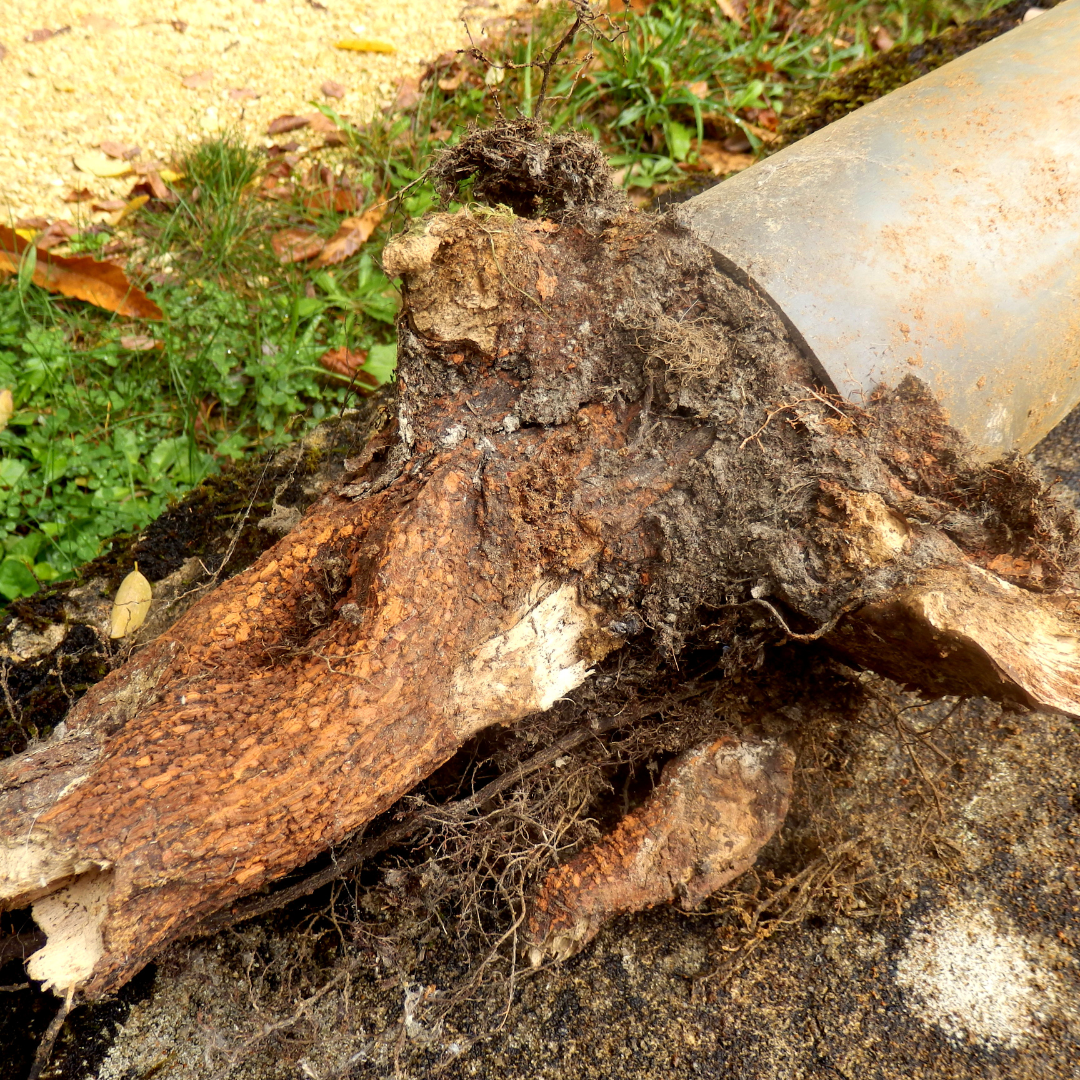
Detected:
left=686, top=0, right=1080, bottom=455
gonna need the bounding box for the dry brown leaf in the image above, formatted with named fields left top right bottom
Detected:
left=14, top=217, right=50, bottom=231
left=228, top=87, right=259, bottom=101
left=267, top=114, right=310, bottom=135
left=91, top=199, right=127, bottom=212
left=306, top=112, right=339, bottom=134
left=129, top=170, right=175, bottom=203
left=715, top=0, right=746, bottom=25
left=271, top=228, right=324, bottom=264
left=694, top=140, right=754, bottom=176
left=536, top=266, right=558, bottom=301
left=685, top=80, right=709, bottom=99
left=119, top=334, right=160, bottom=352
left=314, top=204, right=385, bottom=267
left=0, top=43, right=7, bottom=61
left=321, top=80, right=346, bottom=99
left=64, top=187, right=95, bottom=203
left=0, top=225, right=163, bottom=320
left=36, top=222, right=77, bottom=250
left=318, top=347, right=374, bottom=380
left=390, top=76, right=421, bottom=112
left=181, top=69, right=214, bottom=90
left=100, top=140, right=140, bottom=160
left=26, top=27, right=70, bottom=43
left=171, top=19, right=188, bottom=32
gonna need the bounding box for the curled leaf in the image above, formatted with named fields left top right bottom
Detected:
left=109, top=567, right=152, bottom=639
left=271, top=228, right=325, bottom=264
left=74, top=151, right=133, bottom=178
left=0, top=225, right=163, bottom=320
left=314, top=203, right=385, bottom=267
left=334, top=38, right=396, bottom=53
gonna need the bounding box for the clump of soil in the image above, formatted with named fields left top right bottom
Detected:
left=429, top=118, right=626, bottom=221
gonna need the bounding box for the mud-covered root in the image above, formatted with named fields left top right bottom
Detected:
left=526, top=734, right=795, bottom=965
left=428, top=118, right=626, bottom=221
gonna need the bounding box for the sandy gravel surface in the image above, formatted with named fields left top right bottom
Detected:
left=0, top=0, right=516, bottom=225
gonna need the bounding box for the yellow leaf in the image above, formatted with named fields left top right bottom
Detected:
left=74, top=151, right=134, bottom=178
left=14, top=229, right=36, bottom=243
left=158, top=168, right=184, bottom=184
left=0, top=389, right=13, bottom=434
left=109, top=566, right=152, bottom=639
left=334, top=38, right=396, bottom=53
left=109, top=194, right=149, bottom=226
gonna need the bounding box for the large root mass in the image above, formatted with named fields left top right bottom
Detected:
left=3, top=129, right=1080, bottom=1000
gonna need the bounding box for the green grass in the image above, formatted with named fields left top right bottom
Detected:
left=0, top=135, right=397, bottom=598
left=0, top=0, right=1011, bottom=602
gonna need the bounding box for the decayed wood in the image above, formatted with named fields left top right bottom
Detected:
left=3, top=198, right=1080, bottom=1002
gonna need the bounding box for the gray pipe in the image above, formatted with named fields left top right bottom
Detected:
left=686, top=0, right=1080, bottom=456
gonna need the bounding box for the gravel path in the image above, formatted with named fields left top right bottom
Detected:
left=0, top=0, right=515, bottom=225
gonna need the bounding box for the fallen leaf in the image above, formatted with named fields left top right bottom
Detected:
left=109, top=567, right=152, bottom=639
left=321, top=80, right=346, bottom=99
left=36, top=221, right=77, bottom=250
left=271, top=228, right=324, bottom=264
left=268, top=114, right=310, bottom=135
left=536, top=266, right=558, bottom=300
left=171, top=19, right=188, bottom=32
left=522, top=219, right=559, bottom=233
left=334, top=38, right=396, bottom=53
left=119, top=334, right=160, bottom=351
left=0, top=389, right=13, bottom=433
left=694, top=140, right=754, bottom=176
left=181, top=69, right=214, bottom=90
left=438, top=71, right=465, bottom=92
left=306, top=112, right=339, bottom=134
left=722, top=133, right=752, bottom=153
left=685, top=80, right=709, bottom=99
left=314, top=203, right=386, bottom=266
left=715, top=0, right=746, bottom=25
left=91, top=199, right=128, bottom=212
left=64, top=187, right=95, bottom=203
left=390, top=76, right=421, bottom=112
left=0, top=43, right=7, bottom=62
left=308, top=0, right=328, bottom=9
left=74, top=151, right=133, bottom=178
left=0, top=225, right=163, bottom=320
left=130, top=170, right=175, bottom=203
left=26, top=27, right=71, bottom=43
left=158, top=168, right=184, bottom=184
left=228, top=87, right=259, bottom=101
left=100, top=140, right=140, bottom=159
left=318, top=347, right=380, bottom=387
left=14, top=217, right=50, bottom=231
left=110, top=194, right=149, bottom=226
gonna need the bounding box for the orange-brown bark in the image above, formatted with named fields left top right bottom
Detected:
left=526, top=734, right=794, bottom=964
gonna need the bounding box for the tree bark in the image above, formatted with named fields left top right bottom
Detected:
left=3, top=197, right=1080, bottom=1001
